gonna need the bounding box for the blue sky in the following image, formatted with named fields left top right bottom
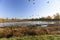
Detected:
left=0, top=0, right=60, bottom=18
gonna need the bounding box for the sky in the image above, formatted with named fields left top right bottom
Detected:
left=0, top=0, right=60, bottom=18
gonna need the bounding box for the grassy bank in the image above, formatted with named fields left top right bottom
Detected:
left=0, top=25, right=59, bottom=38
left=0, top=35, right=60, bottom=40
left=0, top=24, right=59, bottom=40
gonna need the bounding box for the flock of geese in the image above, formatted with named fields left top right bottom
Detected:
left=27, top=0, right=49, bottom=18
left=28, top=0, right=35, bottom=5
left=28, top=0, right=49, bottom=4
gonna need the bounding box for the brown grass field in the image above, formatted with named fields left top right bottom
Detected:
left=0, top=25, right=59, bottom=38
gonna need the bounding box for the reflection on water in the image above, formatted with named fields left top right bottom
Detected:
left=0, top=21, right=58, bottom=27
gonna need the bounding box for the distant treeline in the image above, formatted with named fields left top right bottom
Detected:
left=26, top=13, right=60, bottom=21
left=0, top=13, right=59, bottom=22
left=24, top=19, right=60, bottom=21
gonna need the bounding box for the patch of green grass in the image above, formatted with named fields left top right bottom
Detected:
left=0, top=35, right=60, bottom=40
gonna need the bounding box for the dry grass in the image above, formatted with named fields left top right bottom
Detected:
left=0, top=25, right=59, bottom=38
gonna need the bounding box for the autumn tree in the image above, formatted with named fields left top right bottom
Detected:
left=53, top=13, right=60, bottom=25
left=46, top=16, right=52, bottom=19
left=53, top=13, right=60, bottom=19
left=40, top=17, right=46, bottom=19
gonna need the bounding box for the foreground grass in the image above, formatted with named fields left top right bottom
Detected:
left=0, top=35, right=60, bottom=40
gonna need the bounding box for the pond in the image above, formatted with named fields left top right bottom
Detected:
left=0, top=21, right=58, bottom=27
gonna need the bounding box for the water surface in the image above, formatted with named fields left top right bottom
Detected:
left=0, top=21, right=56, bottom=27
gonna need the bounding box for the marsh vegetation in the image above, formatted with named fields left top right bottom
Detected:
left=0, top=13, right=59, bottom=40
